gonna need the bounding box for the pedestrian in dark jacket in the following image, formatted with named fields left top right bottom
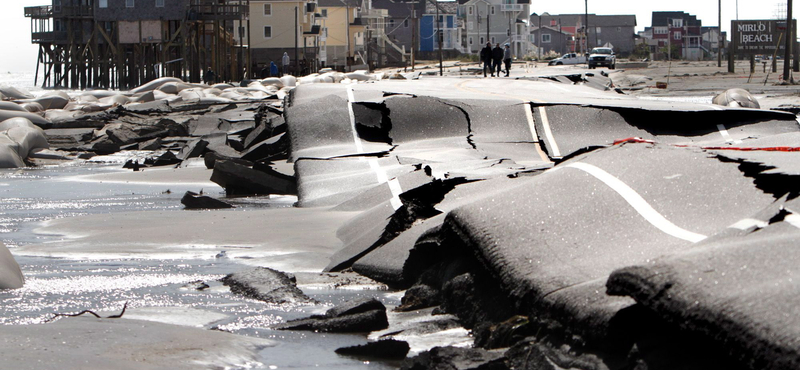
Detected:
left=492, top=43, right=504, bottom=77
left=203, top=68, right=215, bottom=84
left=503, top=43, right=512, bottom=77
left=270, top=61, right=279, bottom=77
left=480, top=42, right=493, bottom=77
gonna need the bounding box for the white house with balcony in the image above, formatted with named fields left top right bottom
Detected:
left=459, top=0, right=530, bottom=58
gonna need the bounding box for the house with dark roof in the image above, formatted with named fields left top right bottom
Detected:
left=530, top=25, right=572, bottom=57
left=649, top=11, right=703, bottom=60
left=529, top=13, right=636, bottom=56
left=372, top=0, right=423, bottom=55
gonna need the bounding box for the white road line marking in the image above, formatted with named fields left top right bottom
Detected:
left=522, top=103, right=538, bottom=142
left=346, top=84, right=403, bottom=210
left=387, top=179, right=404, bottom=210
left=565, top=162, right=707, bottom=243
left=345, top=85, right=364, bottom=153
left=729, top=218, right=768, bottom=230
left=716, top=123, right=743, bottom=144
left=784, top=214, right=800, bottom=229
left=548, top=83, right=570, bottom=92
left=537, top=107, right=562, bottom=158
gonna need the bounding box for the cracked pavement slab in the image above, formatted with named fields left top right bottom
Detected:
left=277, top=78, right=800, bottom=367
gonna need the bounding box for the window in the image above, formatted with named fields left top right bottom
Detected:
left=480, top=37, right=484, bottom=44
left=321, top=9, right=327, bottom=17
left=468, top=6, right=473, bottom=15
left=671, top=18, right=683, bottom=28
left=490, top=5, right=495, bottom=15
left=654, top=26, right=668, bottom=35
left=468, top=21, right=473, bottom=30
left=438, top=15, right=443, bottom=24
left=597, top=38, right=601, bottom=44
left=469, top=36, right=473, bottom=45
left=126, top=0, right=134, bottom=7
left=674, top=31, right=681, bottom=40
left=541, top=34, right=551, bottom=43
left=404, top=19, right=408, bottom=27
left=99, top=0, right=107, bottom=8
left=264, top=26, right=272, bottom=38
left=388, top=19, right=394, bottom=28
left=155, top=0, right=164, bottom=7
left=491, top=36, right=495, bottom=44
left=596, top=26, right=601, bottom=34
left=263, top=4, right=272, bottom=15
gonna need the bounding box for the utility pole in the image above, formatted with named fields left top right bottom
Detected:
left=435, top=0, right=442, bottom=75
left=538, top=13, right=541, bottom=60
left=486, top=4, right=490, bottom=44
left=294, top=6, right=299, bottom=76
left=346, top=5, right=350, bottom=71
left=584, top=0, right=589, bottom=50
left=784, top=0, right=793, bottom=81
left=668, top=19, right=672, bottom=61
left=718, top=0, right=722, bottom=67
left=411, top=0, right=416, bottom=71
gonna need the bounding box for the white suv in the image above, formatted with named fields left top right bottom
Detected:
left=588, top=47, right=616, bottom=69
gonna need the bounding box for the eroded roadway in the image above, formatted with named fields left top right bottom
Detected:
left=283, top=74, right=800, bottom=370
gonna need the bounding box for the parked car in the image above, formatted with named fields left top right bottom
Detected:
left=548, top=53, right=587, bottom=66
left=588, top=47, right=616, bottom=69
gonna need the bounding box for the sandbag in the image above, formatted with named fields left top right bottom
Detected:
left=0, top=242, right=24, bottom=289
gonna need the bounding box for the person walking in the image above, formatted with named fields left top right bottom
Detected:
left=492, top=43, right=503, bottom=77
left=281, top=52, right=291, bottom=76
left=270, top=61, right=279, bottom=77
left=503, top=43, right=512, bottom=77
left=480, top=42, right=493, bottom=77
left=203, top=68, right=215, bottom=84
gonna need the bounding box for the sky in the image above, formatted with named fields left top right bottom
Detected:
left=0, top=0, right=790, bottom=73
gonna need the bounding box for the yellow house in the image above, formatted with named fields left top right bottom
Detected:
left=249, top=0, right=322, bottom=75
left=317, top=0, right=393, bottom=70
left=317, top=0, right=362, bottom=69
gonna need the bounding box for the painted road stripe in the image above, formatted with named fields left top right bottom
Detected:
left=523, top=103, right=539, bottom=142
left=538, top=107, right=562, bottom=158
left=347, top=84, right=403, bottom=210
left=547, top=83, right=570, bottom=92
left=716, top=123, right=743, bottom=144
left=565, top=162, right=707, bottom=243
left=346, top=85, right=364, bottom=153
left=454, top=80, right=550, bottom=163
left=729, top=218, right=768, bottom=230
left=784, top=213, right=800, bottom=229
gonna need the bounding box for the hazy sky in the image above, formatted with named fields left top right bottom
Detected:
left=0, top=0, right=789, bottom=73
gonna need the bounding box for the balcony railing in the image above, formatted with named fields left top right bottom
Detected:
left=32, top=31, right=54, bottom=42
left=24, top=5, right=52, bottom=18
left=56, top=5, right=94, bottom=17
left=501, top=4, right=523, bottom=11
left=188, top=4, right=248, bottom=20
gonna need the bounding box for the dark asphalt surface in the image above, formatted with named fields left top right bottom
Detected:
left=282, top=78, right=800, bottom=368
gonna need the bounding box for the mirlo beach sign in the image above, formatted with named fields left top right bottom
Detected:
left=732, top=19, right=796, bottom=57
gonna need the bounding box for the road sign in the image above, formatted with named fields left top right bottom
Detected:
left=732, top=19, right=797, bottom=58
